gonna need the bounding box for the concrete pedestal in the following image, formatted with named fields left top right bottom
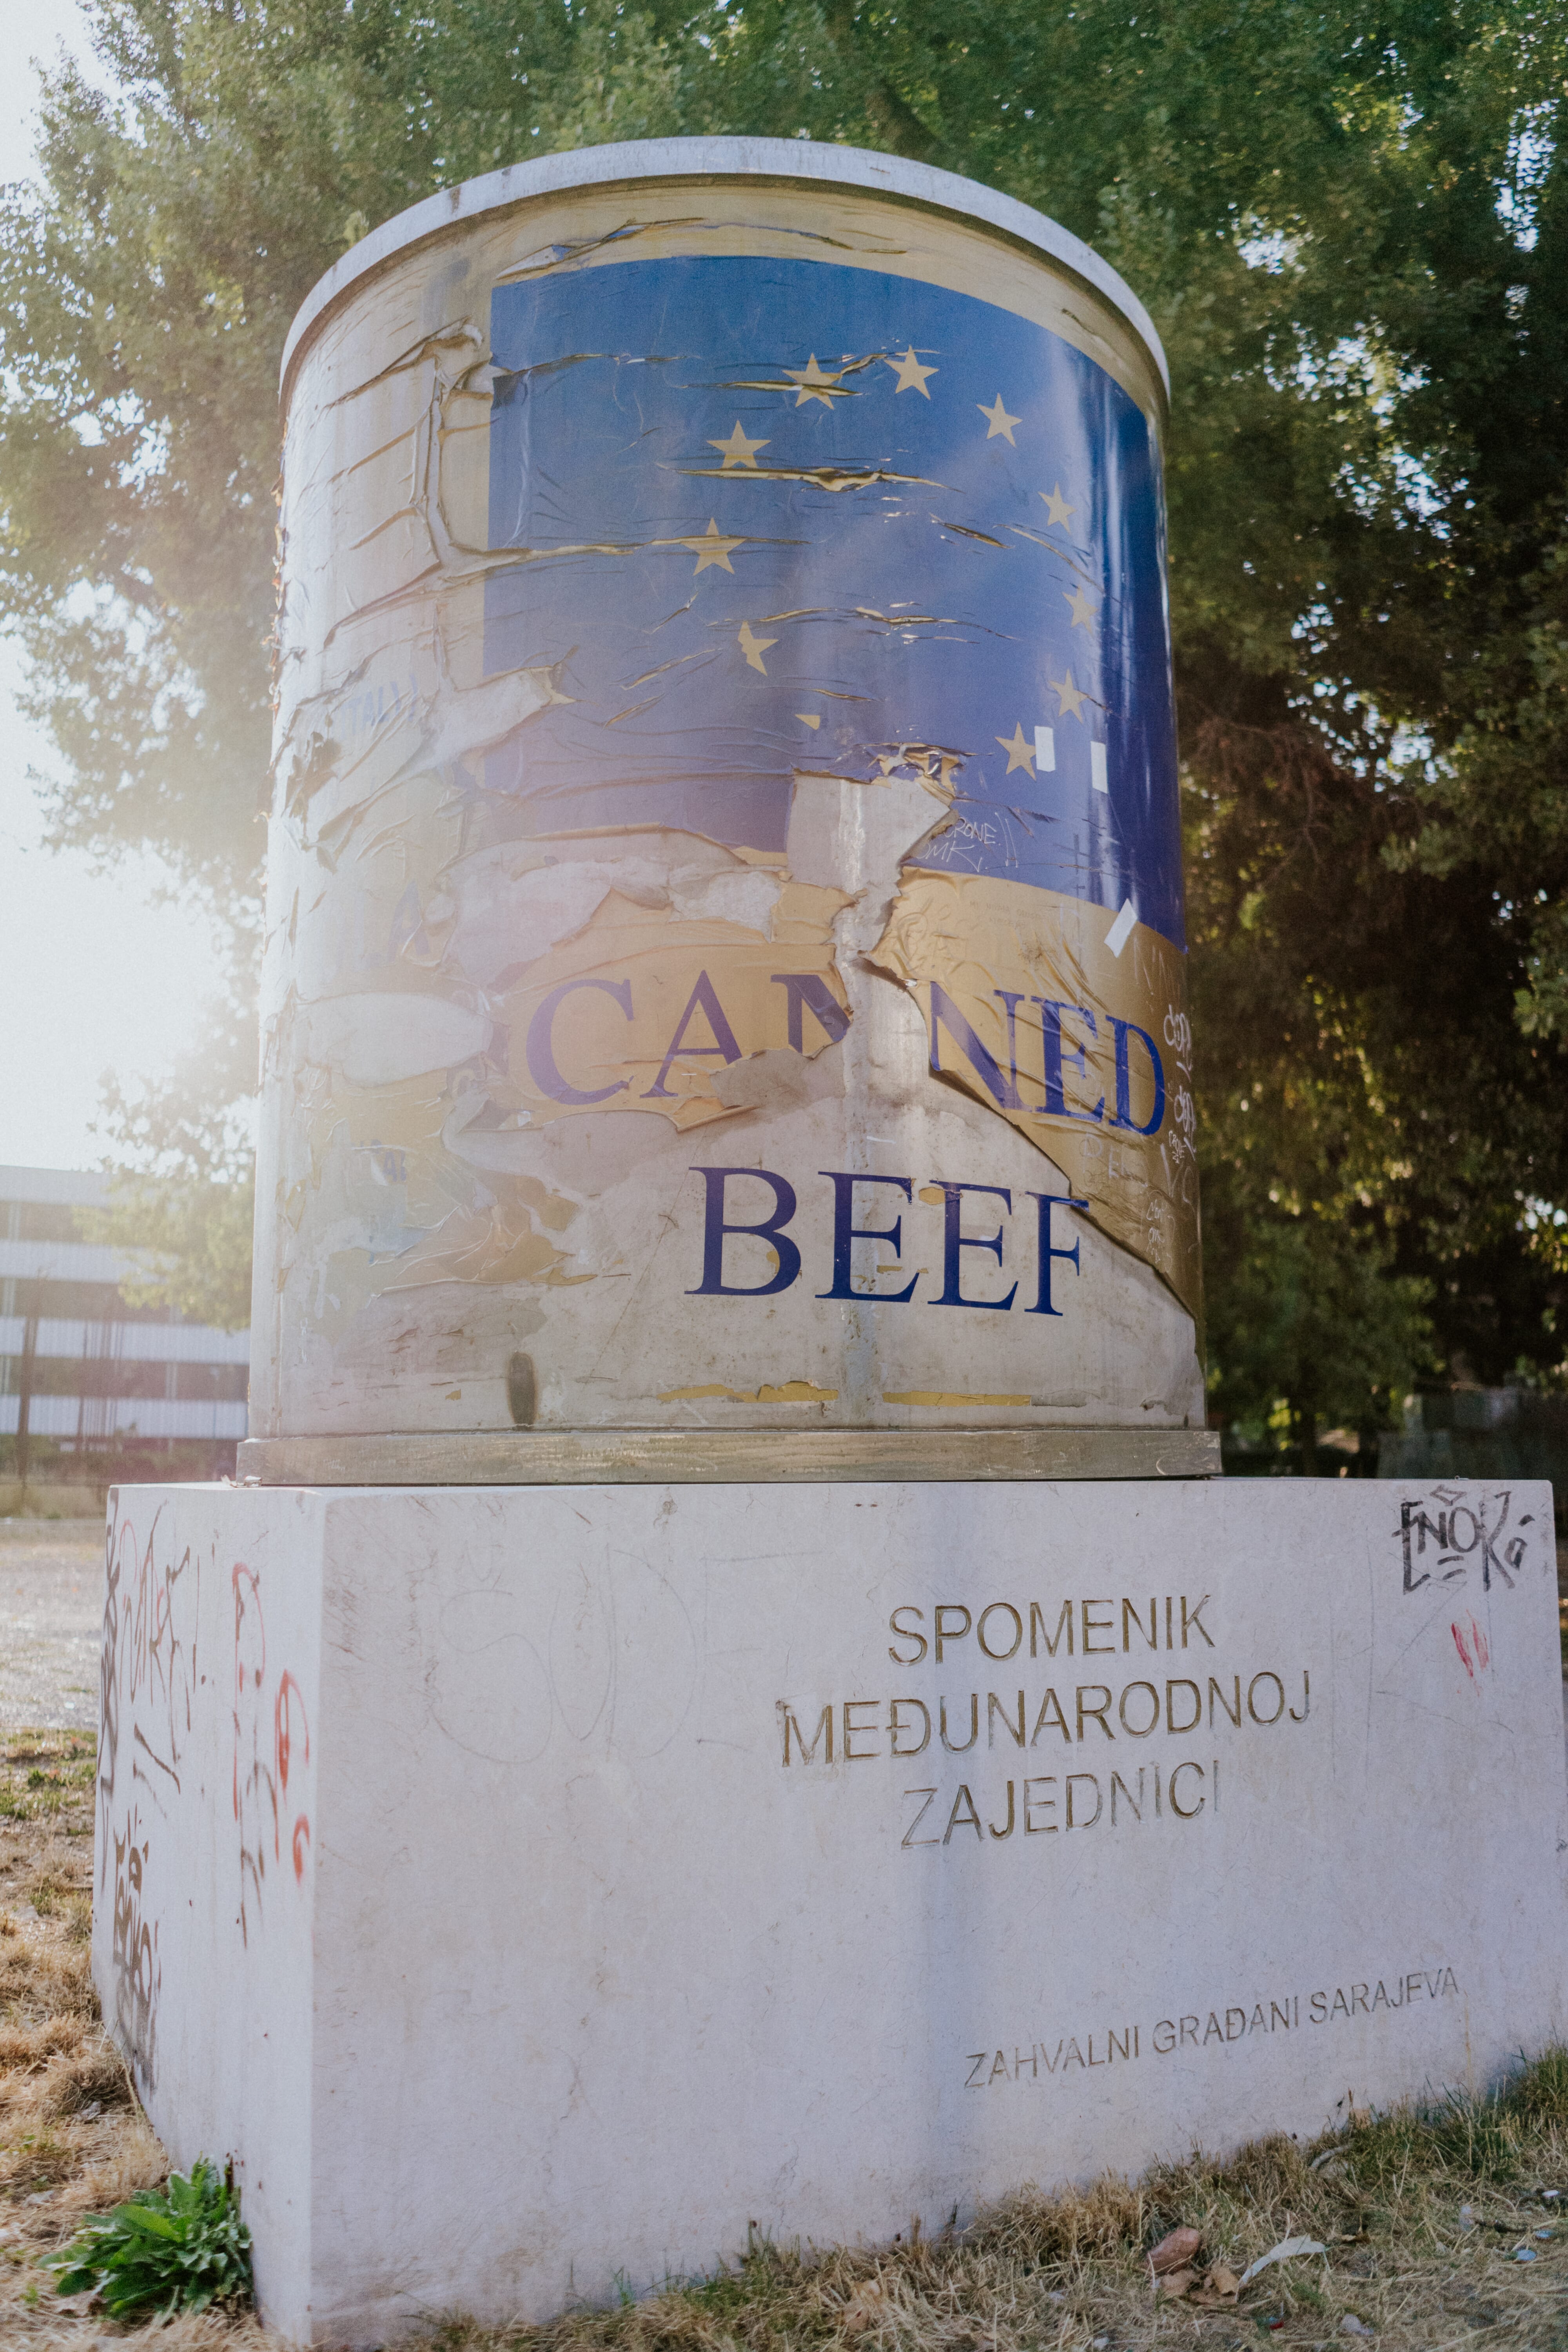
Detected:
left=95, top=1477, right=1568, bottom=2344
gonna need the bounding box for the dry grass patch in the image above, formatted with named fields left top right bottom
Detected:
left=0, top=1728, right=272, bottom=2348
left=0, top=1734, right=96, bottom=1826
left=428, top=2071, right=1568, bottom=2352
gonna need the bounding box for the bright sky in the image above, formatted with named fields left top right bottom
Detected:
left=0, top=2, right=231, bottom=1174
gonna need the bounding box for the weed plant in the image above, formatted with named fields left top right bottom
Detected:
left=43, top=2159, right=252, bottom=2319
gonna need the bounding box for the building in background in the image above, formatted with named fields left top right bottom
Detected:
left=0, top=1165, right=247, bottom=1483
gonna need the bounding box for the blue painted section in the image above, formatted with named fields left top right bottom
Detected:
left=485, top=256, right=1182, bottom=948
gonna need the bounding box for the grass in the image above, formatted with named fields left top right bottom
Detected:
left=420, top=2087, right=1568, bottom=2352
left=0, top=1733, right=96, bottom=1825
left=5, top=1720, right=1568, bottom=2348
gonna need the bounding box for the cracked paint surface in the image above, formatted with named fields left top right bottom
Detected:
left=254, top=175, right=1203, bottom=1437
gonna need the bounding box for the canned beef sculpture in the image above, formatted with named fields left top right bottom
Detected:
left=249, top=138, right=1205, bottom=1461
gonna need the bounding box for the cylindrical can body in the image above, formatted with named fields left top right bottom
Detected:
left=254, top=139, right=1203, bottom=1448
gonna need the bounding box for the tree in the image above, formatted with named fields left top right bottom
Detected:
left=4, top=0, right=1567, bottom=1422
left=80, top=980, right=258, bottom=1331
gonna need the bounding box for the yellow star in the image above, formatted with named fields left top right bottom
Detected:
left=738, top=621, right=777, bottom=673
left=978, top=393, right=1021, bottom=444
left=786, top=355, right=846, bottom=407
left=996, top=721, right=1036, bottom=776
left=887, top=346, right=937, bottom=397
left=709, top=420, right=769, bottom=468
left=1041, top=483, right=1075, bottom=528
left=796, top=712, right=821, bottom=730
left=683, top=519, right=743, bottom=575
left=1064, top=584, right=1098, bottom=630
left=1049, top=667, right=1090, bottom=723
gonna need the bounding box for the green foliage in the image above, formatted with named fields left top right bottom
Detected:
left=79, top=987, right=258, bottom=1328
left=1205, top=1212, right=1434, bottom=1454
left=1347, top=2045, right=1568, bottom=2185
left=86, top=1165, right=255, bottom=1332
left=4, top=1, right=1568, bottom=1418
left=42, top=2157, right=253, bottom=2319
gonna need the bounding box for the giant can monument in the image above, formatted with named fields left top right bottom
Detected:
left=246, top=136, right=1208, bottom=1479
left=94, top=141, right=1568, bottom=2347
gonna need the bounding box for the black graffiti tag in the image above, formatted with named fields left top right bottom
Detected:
left=1399, top=1488, right=1530, bottom=1594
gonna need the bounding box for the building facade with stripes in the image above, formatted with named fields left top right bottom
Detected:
left=0, top=1165, right=248, bottom=1475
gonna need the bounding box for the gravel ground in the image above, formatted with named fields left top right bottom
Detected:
left=0, top=1522, right=103, bottom=1735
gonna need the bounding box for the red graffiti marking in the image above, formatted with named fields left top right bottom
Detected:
left=273, top=1673, right=311, bottom=1860
left=231, top=1562, right=265, bottom=1826
left=1452, top=1614, right=1490, bottom=1679
left=230, top=1561, right=312, bottom=1936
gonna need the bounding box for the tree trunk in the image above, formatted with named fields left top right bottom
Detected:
left=821, top=1, right=936, bottom=158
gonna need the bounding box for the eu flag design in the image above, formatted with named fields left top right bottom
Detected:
left=483, top=256, right=1183, bottom=951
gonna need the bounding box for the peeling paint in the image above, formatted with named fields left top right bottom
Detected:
left=659, top=1381, right=838, bottom=1405
left=883, top=1391, right=1032, bottom=1409
left=871, top=869, right=1201, bottom=1320
left=254, top=163, right=1203, bottom=1440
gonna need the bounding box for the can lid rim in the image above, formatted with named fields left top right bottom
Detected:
left=279, top=136, right=1169, bottom=404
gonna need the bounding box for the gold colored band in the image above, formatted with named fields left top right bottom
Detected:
left=236, top=1427, right=1220, bottom=1487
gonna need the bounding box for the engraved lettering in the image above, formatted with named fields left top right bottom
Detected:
left=935, top=1604, right=972, bottom=1662
left=889, top=1698, right=931, bottom=1757
left=1123, top=1597, right=1158, bottom=1652
left=1082, top=1599, right=1116, bottom=1654
left=1030, top=1689, right=1072, bottom=1745
left=842, top=1699, right=880, bottom=1760
left=940, top=1694, right=979, bottom=1753
left=1119, top=1680, right=1160, bottom=1736
left=1076, top=1684, right=1115, bottom=1741
left=1180, top=1595, right=1214, bottom=1648
left=1247, top=1671, right=1286, bottom=1726
left=1166, top=1679, right=1201, bottom=1735
left=1110, top=1768, right=1143, bottom=1824
left=1066, top=1772, right=1103, bottom=1829
left=1023, top=1775, right=1058, bottom=1833
left=888, top=1606, right=928, bottom=1666
left=779, top=1701, right=832, bottom=1765
left=1169, top=1760, right=1206, bottom=1818
left=978, top=1603, right=1024, bottom=1661
left=1030, top=1600, right=1073, bottom=1658
left=988, top=1690, right=1026, bottom=1749
left=944, top=1784, right=984, bottom=1843
left=901, top=1787, right=939, bottom=1847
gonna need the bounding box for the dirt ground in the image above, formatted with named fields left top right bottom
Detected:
left=0, top=1523, right=103, bottom=1735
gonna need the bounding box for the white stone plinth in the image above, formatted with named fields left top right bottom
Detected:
left=95, top=1477, right=1568, bottom=2344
